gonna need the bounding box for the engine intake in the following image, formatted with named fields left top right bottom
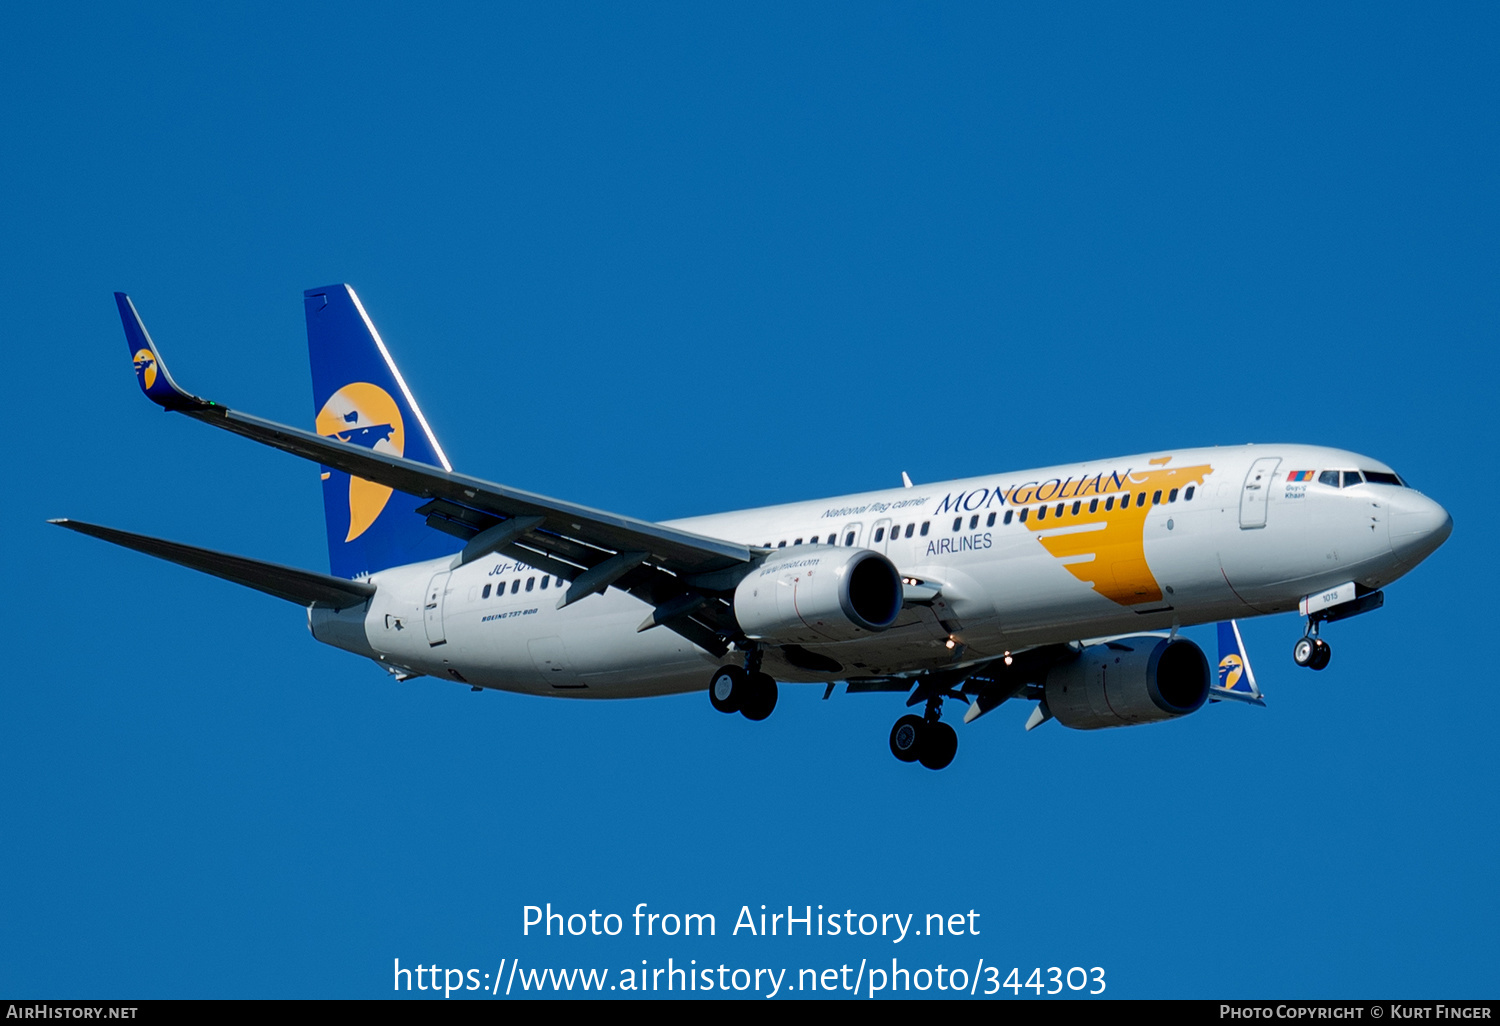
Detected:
left=733, top=546, right=902, bottom=644
left=1044, top=635, right=1210, bottom=730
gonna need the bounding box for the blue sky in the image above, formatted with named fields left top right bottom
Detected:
left=2, top=2, right=1496, bottom=999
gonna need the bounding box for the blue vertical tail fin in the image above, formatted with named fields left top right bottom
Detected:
left=1211, top=620, right=1266, bottom=706
left=304, top=284, right=461, bottom=579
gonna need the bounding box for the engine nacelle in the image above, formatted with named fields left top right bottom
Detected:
left=732, top=546, right=903, bottom=644
left=1044, top=635, right=1210, bottom=730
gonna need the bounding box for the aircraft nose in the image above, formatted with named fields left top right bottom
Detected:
left=1388, top=490, right=1453, bottom=567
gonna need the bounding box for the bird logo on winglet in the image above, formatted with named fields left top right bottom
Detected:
left=133, top=348, right=157, bottom=390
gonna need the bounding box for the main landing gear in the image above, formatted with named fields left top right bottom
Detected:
left=707, top=649, right=778, bottom=721
left=889, top=692, right=958, bottom=771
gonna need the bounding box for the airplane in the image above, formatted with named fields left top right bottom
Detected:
left=53, top=286, right=1453, bottom=770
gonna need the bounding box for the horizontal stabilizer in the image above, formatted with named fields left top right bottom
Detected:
left=50, top=519, right=376, bottom=609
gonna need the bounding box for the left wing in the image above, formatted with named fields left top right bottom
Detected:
left=116, top=292, right=753, bottom=654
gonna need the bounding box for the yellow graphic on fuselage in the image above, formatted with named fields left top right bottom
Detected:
left=133, top=348, right=157, bottom=390
left=1020, top=462, right=1213, bottom=605
left=315, top=382, right=405, bottom=543
left=1218, top=653, right=1244, bottom=690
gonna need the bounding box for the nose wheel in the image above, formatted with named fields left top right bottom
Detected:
left=1292, top=636, right=1331, bottom=671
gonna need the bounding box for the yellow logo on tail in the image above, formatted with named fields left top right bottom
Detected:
left=315, top=382, right=405, bottom=542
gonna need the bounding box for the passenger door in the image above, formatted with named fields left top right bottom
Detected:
left=424, top=571, right=450, bottom=645
left=1239, top=457, right=1282, bottom=530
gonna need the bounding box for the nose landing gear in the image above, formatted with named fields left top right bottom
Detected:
left=1292, top=633, right=1331, bottom=671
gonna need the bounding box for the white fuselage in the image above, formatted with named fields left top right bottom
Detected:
left=309, top=444, right=1450, bottom=697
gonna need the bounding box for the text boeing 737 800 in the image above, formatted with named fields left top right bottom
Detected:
left=54, top=286, right=1453, bottom=770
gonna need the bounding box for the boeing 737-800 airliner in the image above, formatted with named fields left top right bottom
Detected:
left=53, top=286, right=1453, bottom=770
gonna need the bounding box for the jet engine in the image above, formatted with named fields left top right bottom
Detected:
left=1044, top=635, right=1210, bottom=730
left=732, top=546, right=903, bottom=644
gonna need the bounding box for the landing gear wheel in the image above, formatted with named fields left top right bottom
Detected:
left=889, top=715, right=925, bottom=763
left=918, top=722, right=958, bottom=771
left=1309, top=639, right=1331, bottom=671
left=740, top=672, right=779, bottom=721
left=708, top=665, right=745, bottom=713
left=1293, top=637, right=1316, bottom=667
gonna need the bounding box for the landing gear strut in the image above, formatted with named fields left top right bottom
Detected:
left=889, top=690, right=959, bottom=770
left=1293, top=622, right=1332, bottom=671
left=707, top=647, right=778, bottom=720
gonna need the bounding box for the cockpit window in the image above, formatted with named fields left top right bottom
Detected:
left=1342, top=470, right=1364, bottom=488
left=1318, top=471, right=1340, bottom=487
left=1363, top=470, right=1403, bottom=486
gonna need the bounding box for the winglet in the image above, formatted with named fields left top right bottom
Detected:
left=1211, top=620, right=1266, bottom=706
left=115, top=292, right=212, bottom=412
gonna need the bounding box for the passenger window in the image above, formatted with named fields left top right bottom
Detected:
left=777, top=541, right=786, bottom=548
left=1152, top=490, right=1162, bottom=505
left=874, top=528, right=885, bottom=542
left=526, top=577, right=535, bottom=592
left=1184, top=486, right=1195, bottom=501
left=827, top=534, right=836, bottom=545
left=1071, top=501, right=1080, bottom=515
left=511, top=580, right=520, bottom=594
left=969, top=515, right=979, bottom=529
left=904, top=524, right=913, bottom=538
left=1018, top=508, right=1028, bottom=523
left=1089, top=498, right=1098, bottom=513
left=986, top=512, right=996, bottom=527
left=952, top=517, right=962, bottom=532
left=540, top=577, right=549, bottom=590
left=1055, top=503, right=1064, bottom=517
left=920, top=522, right=930, bottom=536
left=1319, top=470, right=1340, bottom=487
left=1106, top=496, right=1116, bottom=511
left=1343, top=471, right=1363, bottom=487
left=845, top=532, right=855, bottom=546
left=482, top=583, right=492, bottom=599
left=1037, top=506, right=1046, bottom=521
left=793, top=538, right=803, bottom=545
left=1169, top=488, right=1178, bottom=502
left=1137, top=492, right=1146, bottom=506
left=1003, top=510, right=1013, bottom=524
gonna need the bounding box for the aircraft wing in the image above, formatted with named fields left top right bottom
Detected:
left=116, top=294, right=750, bottom=652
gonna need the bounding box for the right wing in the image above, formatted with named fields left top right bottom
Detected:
left=115, top=293, right=750, bottom=654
